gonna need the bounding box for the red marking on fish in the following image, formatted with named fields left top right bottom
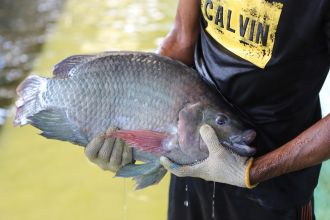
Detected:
left=108, top=130, right=169, bottom=154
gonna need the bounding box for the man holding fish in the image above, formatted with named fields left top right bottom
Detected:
left=85, top=0, right=330, bottom=219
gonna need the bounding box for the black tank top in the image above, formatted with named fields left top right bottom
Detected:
left=194, top=0, right=330, bottom=209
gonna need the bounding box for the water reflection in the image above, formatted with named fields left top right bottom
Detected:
left=0, top=1, right=175, bottom=220
left=0, top=0, right=328, bottom=219
left=0, top=0, right=64, bottom=124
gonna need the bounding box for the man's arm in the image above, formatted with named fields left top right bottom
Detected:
left=234, top=4, right=330, bottom=184
left=160, top=1, right=330, bottom=187
left=157, top=0, right=200, bottom=65
left=250, top=113, right=330, bottom=185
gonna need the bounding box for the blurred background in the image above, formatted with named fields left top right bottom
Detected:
left=0, top=0, right=329, bottom=219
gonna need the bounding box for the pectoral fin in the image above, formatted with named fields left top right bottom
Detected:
left=108, top=130, right=168, bottom=154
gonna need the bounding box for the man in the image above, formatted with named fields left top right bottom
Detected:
left=85, top=0, right=330, bottom=219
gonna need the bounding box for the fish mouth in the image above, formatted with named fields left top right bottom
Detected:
left=240, top=129, right=256, bottom=145
left=221, top=129, right=257, bottom=157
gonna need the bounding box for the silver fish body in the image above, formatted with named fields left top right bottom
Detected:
left=14, top=51, right=255, bottom=189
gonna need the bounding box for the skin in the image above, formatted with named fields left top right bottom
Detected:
left=250, top=113, right=330, bottom=185
left=158, top=0, right=330, bottom=185
left=157, top=0, right=200, bottom=66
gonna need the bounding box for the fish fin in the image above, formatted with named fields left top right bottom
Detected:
left=29, top=108, right=88, bottom=146
left=14, top=75, right=47, bottom=126
left=133, top=166, right=167, bottom=190
left=53, top=52, right=117, bottom=78
left=109, top=130, right=168, bottom=154
left=116, top=162, right=159, bottom=178
left=53, top=54, right=96, bottom=78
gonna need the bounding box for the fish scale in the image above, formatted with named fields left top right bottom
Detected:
left=46, top=56, right=182, bottom=139
left=14, top=51, right=256, bottom=189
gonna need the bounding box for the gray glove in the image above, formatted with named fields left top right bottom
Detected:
left=85, top=127, right=133, bottom=172
left=160, top=124, right=256, bottom=188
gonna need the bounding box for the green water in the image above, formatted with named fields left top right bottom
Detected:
left=0, top=0, right=175, bottom=219
left=0, top=0, right=64, bottom=112
left=0, top=0, right=329, bottom=219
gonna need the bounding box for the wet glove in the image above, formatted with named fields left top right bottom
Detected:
left=160, top=124, right=257, bottom=188
left=85, top=127, right=133, bottom=172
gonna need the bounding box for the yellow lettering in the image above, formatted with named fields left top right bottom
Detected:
left=201, top=0, right=283, bottom=68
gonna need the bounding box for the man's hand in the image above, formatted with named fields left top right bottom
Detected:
left=160, top=124, right=256, bottom=188
left=85, top=127, right=133, bottom=172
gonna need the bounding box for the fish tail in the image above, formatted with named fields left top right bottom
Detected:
left=14, top=75, right=48, bottom=126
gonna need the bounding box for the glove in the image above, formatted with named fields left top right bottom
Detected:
left=160, top=124, right=257, bottom=188
left=85, top=127, right=133, bottom=172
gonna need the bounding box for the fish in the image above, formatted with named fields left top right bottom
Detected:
left=14, top=51, right=256, bottom=189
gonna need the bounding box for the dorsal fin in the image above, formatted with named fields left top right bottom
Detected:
left=52, top=54, right=95, bottom=78
left=52, top=51, right=193, bottom=78
left=52, top=52, right=121, bottom=78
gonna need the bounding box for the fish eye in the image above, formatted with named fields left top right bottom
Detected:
left=216, top=114, right=228, bottom=126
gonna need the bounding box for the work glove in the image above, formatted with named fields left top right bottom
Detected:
left=160, top=124, right=257, bottom=188
left=85, top=127, right=133, bottom=172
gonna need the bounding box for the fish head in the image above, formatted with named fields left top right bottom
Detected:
left=178, top=102, right=256, bottom=157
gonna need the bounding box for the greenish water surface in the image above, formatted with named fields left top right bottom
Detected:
left=0, top=0, right=329, bottom=219
left=0, top=0, right=175, bottom=219
left=0, top=0, right=64, bottom=117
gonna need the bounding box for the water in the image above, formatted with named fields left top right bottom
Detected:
left=0, top=1, right=175, bottom=220
left=0, top=108, right=9, bottom=125
left=184, top=184, right=189, bottom=207
left=0, top=0, right=329, bottom=219
left=123, top=180, right=128, bottom=220
left=0, top=0, right=64, bottom=125
left=211, top=182, right=216, bottom=219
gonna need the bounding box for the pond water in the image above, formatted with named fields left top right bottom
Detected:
left=0, top=1, right=175, bottom=220
left=0, top=0, right=64, bottom=124
left=0, top=0, right=329, bottom=219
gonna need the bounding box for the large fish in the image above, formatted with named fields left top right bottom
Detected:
left=14, top=51, right=256, bottom=189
